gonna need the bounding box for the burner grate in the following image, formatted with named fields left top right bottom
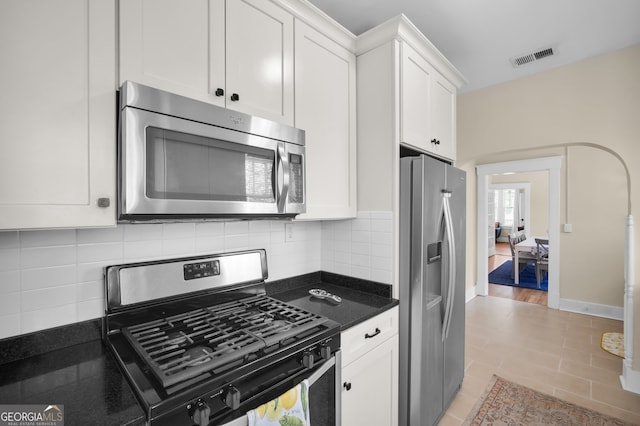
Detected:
left=122, top=294, right=327, bottom=388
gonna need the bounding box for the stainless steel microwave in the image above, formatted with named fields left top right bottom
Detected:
left=118, top=81, right=305, bottom=222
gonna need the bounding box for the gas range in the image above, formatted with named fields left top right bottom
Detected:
left=103, top=250, right=341, bottom=425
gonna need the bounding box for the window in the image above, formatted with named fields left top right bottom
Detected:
left=494, top=189, right=516, bottom=227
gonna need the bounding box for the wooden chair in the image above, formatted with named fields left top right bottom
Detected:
left=535, top=238, right=549, bottom=288
left=507, top=232, right=536, bottom=279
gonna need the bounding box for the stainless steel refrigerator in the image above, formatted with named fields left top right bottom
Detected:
left=399, top=154, right=466, bottom=426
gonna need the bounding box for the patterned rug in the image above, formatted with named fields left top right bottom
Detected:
left=601, top=332, right=625, bottom=358
left=463, top=375, right=632, bottom=425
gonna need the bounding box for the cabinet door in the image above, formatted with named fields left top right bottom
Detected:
left=294, top=20, right=356, bottom=220
left=400, top=42, right=433, bottom=153
left=0, top=0, right=116, bottom=229
left=342, top=335, right=399, bottom=426
left=226, top=0, right=294, bottom=125
left=119, top=0, right=225, bottom=106
left=430, top=72, right=457, bottom=161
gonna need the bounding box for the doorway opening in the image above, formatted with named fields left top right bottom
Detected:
left=476, top=156, right=561, bottom=309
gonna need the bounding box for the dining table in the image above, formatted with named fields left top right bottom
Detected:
left=514, top=236, right=547, bottom=284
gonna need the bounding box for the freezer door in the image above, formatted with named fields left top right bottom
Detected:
left=443, top=164, right=466, bottom=407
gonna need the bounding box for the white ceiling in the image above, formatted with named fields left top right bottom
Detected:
left=307, top=0, right=640, bottom=93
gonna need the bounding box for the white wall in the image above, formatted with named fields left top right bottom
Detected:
left=0, top=212, right=393, bottom=340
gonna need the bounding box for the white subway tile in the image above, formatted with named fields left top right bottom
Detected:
left=270, top=230, right=286, bottom=244
left=124, top=240, right=162, bottom=260
left=224, top=234, right=249, bottom=251
left=22, top=284, right=77, bottom=312
left=77, top=242, right=123, bottom=263
left=195, top=222, right=225, bottom=236
left=352, top=230, right=371, bottom=244
left=370, top=211, right=393, bottom=220
left=162, top=238, right=196, bottom=256
left=20, top=229, right=76, bottom=248
left=0, top=270, right=20, bottom=294
left=225, top=221, right=249, bottom=235
left=76, top=280, right=104, bottom=302
left=22, top=265, right=77, bottom=291
left=372, top=256, right=392, bottom=271
left=195, top=236, right=225, bottom=253
left=0, top=232, right=19, bottom=249
left=351, top=266, right=371, bottom=280
left=371, top=231, right=392, bottom=246
left=371, top=218, right=393, bottom=232
left=351, top=253, right=371, bottom=268
left=333, top=240, right=351, bottom=253
left=163, top=223, right=195, bottom=240
left=124, top=224, right=163, bottom=241
left=249, top=221, right=271, bottom=233
left=0, top=249, right=20, bottom=271
left=249, top=232, right=270, bottom=249
left=77, top=227, right=123, bottom=244
left=371, top=244, right=392, bottom=258
left=351, top=217, right=371, bottom=231
left=77, top=261, right=112, bottom=283
left=269, top=221, right=286, bottom=233
left=77, top=299, right=104, bottom=322
left=21, top=304, right=76, bottom=334
left=20, top=246, right=76, bottom=269
left=356, top=211, right=372, bottom=219
left=332, top=262, right=351, bottom=277
left=0, top=314, right=20, bottom=339
left=0, top=292, right=21, bottom=315
left=351, top=242, right=371, bottom=256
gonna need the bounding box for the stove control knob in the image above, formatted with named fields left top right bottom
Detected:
left=301, top=351, right=315, bottom=369
left=190, top=399, right=211, bottom=426
left=318, top=343, right=332, bottom=360
left=223, top=385, right=241, bottom=410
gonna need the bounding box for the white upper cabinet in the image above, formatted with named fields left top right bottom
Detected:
left=0, top=0, right=116, bottom=230
left=119, top=0, right=294, bottom=125
left=400, top=42, right=457, bottom=161
left=429, top=72, right=457, bottom=161
left=294, top=19, right=356, bottom=219
left=400, top=42, right=434, bottom=154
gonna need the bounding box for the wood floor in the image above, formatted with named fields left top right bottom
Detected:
left=488, top=242, right=548, bottom=306
left=439, top=296, right=640, bottom=425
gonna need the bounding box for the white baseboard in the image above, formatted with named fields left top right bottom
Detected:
left=621, top=362, right=640, bottom=394
left=465, top=285, right=478, bottom=303
left=558, top=298, right=624, bottom=320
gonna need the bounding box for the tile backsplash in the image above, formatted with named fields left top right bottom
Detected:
left=0, top=212, right=392, bottom=339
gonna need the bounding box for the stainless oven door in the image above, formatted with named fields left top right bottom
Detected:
left=220, top=351, right=341, bottom=426
left=120, top=107, right=290, bottom=219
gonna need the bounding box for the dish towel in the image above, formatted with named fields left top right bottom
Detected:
left=247, top=380, right=310, bottom=426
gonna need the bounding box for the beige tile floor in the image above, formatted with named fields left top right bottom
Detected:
left=439, top=295, right=640, bottom=425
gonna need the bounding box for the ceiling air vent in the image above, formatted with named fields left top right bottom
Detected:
left=510, top=46, right=556, bottom=68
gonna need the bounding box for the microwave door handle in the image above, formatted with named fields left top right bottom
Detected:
left=277, top=144, right=290, bottom=213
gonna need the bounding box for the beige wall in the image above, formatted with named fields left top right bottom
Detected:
left=457, top=44, right=640, bottom=368
left=491, top=171, right=549, bottom=237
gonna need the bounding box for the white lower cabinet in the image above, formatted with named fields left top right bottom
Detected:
left=341, top=307, right=398, bottom=426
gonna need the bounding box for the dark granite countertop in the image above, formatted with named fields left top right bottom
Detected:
left=0, top=272, right=396, bottom=426
left=267, top=272, right=399, bottom=330
left=0, top=321, right=145, bottom=426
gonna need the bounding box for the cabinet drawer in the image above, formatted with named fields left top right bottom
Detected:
left=341, top=306, right=398, bottom=366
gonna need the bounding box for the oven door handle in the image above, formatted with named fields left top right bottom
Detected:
left=307, top=352, right=336, bottom=386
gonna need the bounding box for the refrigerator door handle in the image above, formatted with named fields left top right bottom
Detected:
left=441, top=191, right=456, bottom=341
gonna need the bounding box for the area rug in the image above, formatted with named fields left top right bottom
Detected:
left=463, top=375, right=633, bottom=426
left=601, top=332, right=625, bottom=358
left=488, top=260, right=548, bottom=291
